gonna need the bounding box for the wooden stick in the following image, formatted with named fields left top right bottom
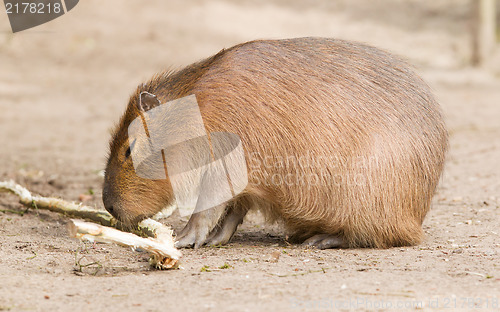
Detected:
left=0, top=180, right=181, bottom=269
left=68, top=219, right=181, bottom=269
left=0, top=180, right=115, bottom=225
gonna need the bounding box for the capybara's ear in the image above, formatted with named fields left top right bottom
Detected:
left=138, top=91, right=160, bottom=112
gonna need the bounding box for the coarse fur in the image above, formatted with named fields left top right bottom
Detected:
left=103, top=37, right=448, bottom=249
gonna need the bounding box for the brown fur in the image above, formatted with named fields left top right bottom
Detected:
left=103, top=37, right=448, bottom=248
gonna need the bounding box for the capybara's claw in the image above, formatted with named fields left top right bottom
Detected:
left=174, top=223, right=210, bottom=249
left=174, top=231, right=196, bottom=248
left=204, top=225, right=235, bottom=247
left=205, top=206, right=248, bottom=246
left=175, top=204, right=228, bottom=248
left=302, top=234, right=346, bottom=249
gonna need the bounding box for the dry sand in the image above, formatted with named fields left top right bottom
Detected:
left=0, top=1, right=499, bottom=311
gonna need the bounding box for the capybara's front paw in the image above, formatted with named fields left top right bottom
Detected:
left=175, top=204, right=227, bottom=248
left=174, top=220, right=211, bottom=249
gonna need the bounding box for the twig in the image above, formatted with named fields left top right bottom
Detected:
left=464, top=271, right=486, bottom=278
left=0, top=208, right=25, bottom=216
left=0, top=180, right=114, bottom=226
left=69, top=219, right=181, bottom=269
left=269, top=268, right=330, bottom=277
left=0, top=180, right=181, bottom=269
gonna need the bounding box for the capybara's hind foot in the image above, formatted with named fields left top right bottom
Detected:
left=302, top=234, right=347, bottom=249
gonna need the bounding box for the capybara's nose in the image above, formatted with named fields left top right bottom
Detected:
left=102, top=185, right=117, bottom=218
left=102, top=196, right=115, bottom=216
left=105, top=204, right=115, bottom=216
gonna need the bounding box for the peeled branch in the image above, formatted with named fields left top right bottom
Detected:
left=0, top=180, right=181, bottom=269
left=68, top=219, right=181, bottom=269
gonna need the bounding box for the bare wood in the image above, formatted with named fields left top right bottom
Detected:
left=0, top=180, right=182, bottom=269
left=68, top=219, right=181, bottom=269
left=0, top=180, right=114, bottom=225
left=0, top=180, right=174, bottom=233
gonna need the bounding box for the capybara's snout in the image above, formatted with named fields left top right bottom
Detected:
left=102, top=182, right=116, bottom=218
left=102, top=157, right=176, bottom=224
left=101, top=184, right=146, bottom=225
left=101, top=170, right=136, bottom=224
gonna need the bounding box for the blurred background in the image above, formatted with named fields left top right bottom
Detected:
left=0, top=0, right=499, bottom=196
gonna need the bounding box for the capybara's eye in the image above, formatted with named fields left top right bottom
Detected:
left=125, top=138, right=136, bottom=159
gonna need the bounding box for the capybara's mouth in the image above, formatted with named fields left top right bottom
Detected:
left=114, top=213, right=152, bottom=230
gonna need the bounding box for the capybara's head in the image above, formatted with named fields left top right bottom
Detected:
left=103, top=90, right=174, bottom=224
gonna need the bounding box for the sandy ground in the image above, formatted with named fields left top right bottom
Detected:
left=0, top=0, right=499, bottom=311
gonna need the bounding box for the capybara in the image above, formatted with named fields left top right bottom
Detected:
left=103, top=37, right=448, bottom=249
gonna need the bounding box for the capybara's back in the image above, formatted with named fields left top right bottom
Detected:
left=103, top=37, right=448, bottom=249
